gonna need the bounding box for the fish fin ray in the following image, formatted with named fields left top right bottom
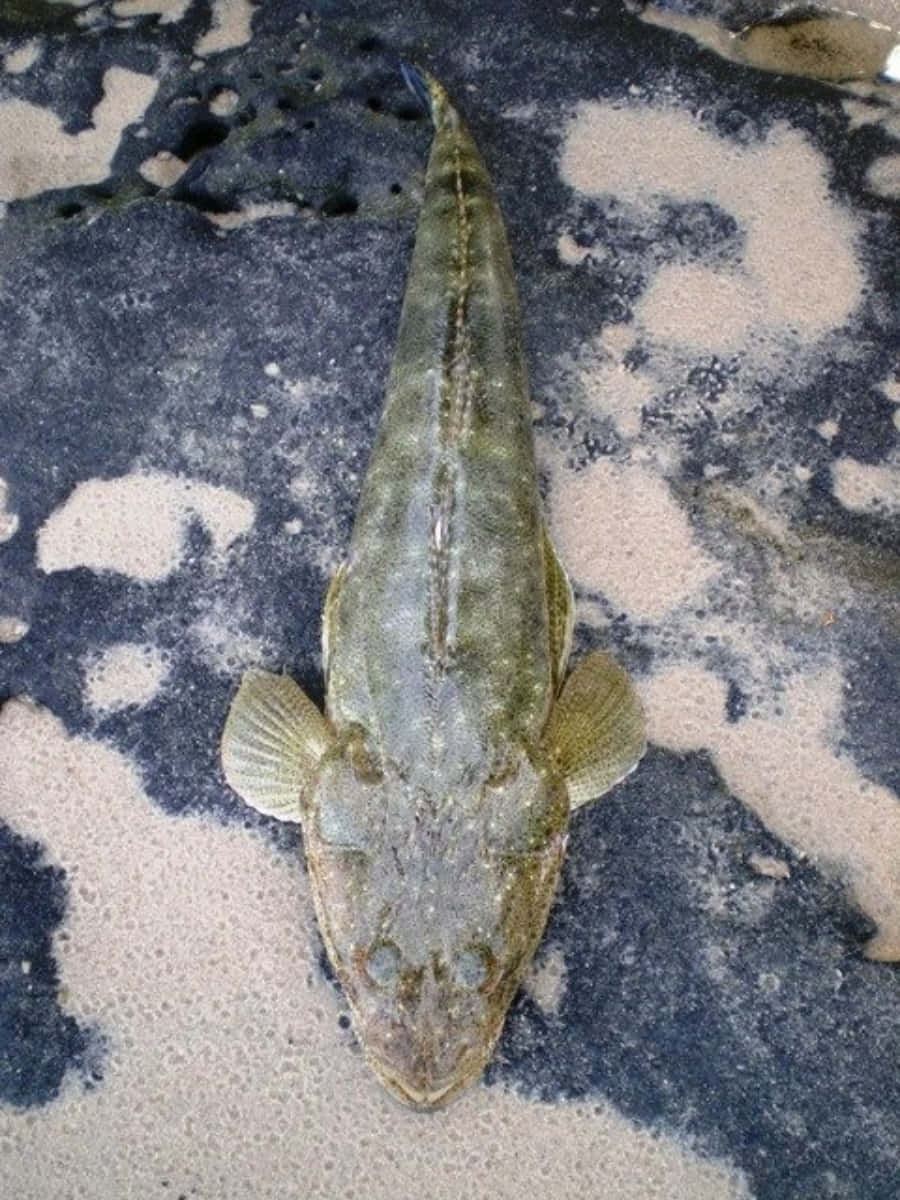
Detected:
left=544, top=651, right=645, bottom=810
left=221, top=668, right=333, bottom=821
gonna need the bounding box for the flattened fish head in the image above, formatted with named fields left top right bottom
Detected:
left=303, top=738, right=568, bottom=1109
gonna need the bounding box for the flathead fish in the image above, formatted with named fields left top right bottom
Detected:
left=221, top=65, right=645, bottom=1109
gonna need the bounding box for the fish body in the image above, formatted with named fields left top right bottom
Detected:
left=222, top=67, right=645, bottom=1109
left=327, top=69, right=550, bottom=794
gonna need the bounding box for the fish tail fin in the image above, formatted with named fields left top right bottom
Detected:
left=400, top=61, right=451, bottom=128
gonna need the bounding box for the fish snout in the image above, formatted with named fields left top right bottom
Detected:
left=361, top=972, right=496, bottom=1109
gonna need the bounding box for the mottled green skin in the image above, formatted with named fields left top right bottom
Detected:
left=305, top=74, right=569, bottom=1108
left=327, top=80, right=551, bottom=771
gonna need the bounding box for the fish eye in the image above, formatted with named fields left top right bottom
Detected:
left=365, top=941, right=401, bottom=987
left=451, top=945, right=494, bottom=990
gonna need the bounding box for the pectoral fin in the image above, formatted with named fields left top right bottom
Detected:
left=544, top=650, right=646, bottom=810
left=542, top=526, right=575, bottom=694
left=221, top=668, right=334, bottom=821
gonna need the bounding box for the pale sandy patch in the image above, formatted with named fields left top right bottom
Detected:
left=842, top=97, right=885, bottom=129
left=37, top=471, right=255, bottom=583
left=816, top=418, right=840, bottom=441
left=83, top=643, right=170, bottom=712
left=644, top=664, right=900, bottom=961
left=559, top=335, right=655, bottom=439
left=747, top=854, right=791, bottom=882
left=206, top=201, right=299, bottom=229
left=866, top=154, right=900, bottom=199
left=0, top=67, right=157, bottom=202
left=209, top=87, right=240, bottom=117
left=0, top=477, right=19, bottom=542
left=831, top=455, right=900, bottom=514
left=560, top=103, right=863, bottom=354
left=524, top=946, right=568, bottom=1017
left=550, top=457, right=719, bottom=621
left=557, top=230, right=591, bottom=266
left=0, top=617, right=29, bottom=644
left=0, top=700, right=751, bottom=1200
left=502, top=100, right=539, bottom=122
left=189, top=608, right=266, bottom=674
left=599, top=323, right=636, bottom=359
left=138, top=149, right=189, bottom=187
left=636, top=265, right=751, bottom=354
left=113, top=0, right=192, bottom=20
left=3, top=41, right=41, bottom=74
left=195, top=0, right=256, bottom=57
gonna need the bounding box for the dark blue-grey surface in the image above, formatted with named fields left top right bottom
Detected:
left=493, top=748, right=898, bottom=1199
left=0, top=824, right=98, bottom=1107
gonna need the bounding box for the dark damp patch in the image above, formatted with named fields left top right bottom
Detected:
left=174, top=118, right=230, bottom=162
left=838, top=618, right=900, bottom=794
left=84, top=184, right=117, bottom=202
left=171, top=188, right=233, bottom=216
left=0, top=0, right=78, bottom=34
left=0, top=823, right=99, bottom=1107
left=395, top=100, right=424, bottom=121
left=320, top=190, right=358, bottom=217
left=725, top=679, right=748, bottom=723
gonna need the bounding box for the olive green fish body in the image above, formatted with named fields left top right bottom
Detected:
left=221, top=67, right=646, bottom=1109
left=327, top=74, right=550, bottom=786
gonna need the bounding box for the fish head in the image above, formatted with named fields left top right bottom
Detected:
left=304, top=734, right=568, bottom=1109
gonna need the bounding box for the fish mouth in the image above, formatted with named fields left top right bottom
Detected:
left=381, top=1071, right=466, bottom=1110
left=365, top=1043, right=490, bottom=1111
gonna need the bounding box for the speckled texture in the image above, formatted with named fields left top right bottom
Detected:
left=0, top=1, right=898, bottom=1198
